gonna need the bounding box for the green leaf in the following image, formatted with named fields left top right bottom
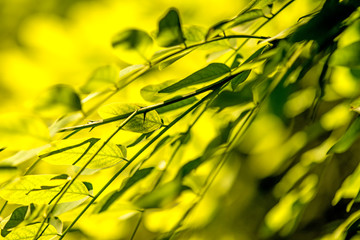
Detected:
left=33, top=84, right=82, bottom=117
left=39, top=138, right=127, bottom=169
left=156, top=8, right=186, bottom=47
left=329, top=117, right=360, bottom=153
left=96, top=167, right=154, bottom=213
left=134, top=180, right=182, bottom=209
left=206, top=9, right=264, bottom=39
left=1, top=206, right=28, bottom=237
left=98, top=103, right=162, bottom=133
left=330, top=41, right=360, bottom=69
left=141, top=79, right=179, bottom=102
left=231, top=70, right=251, bottom=90
left=159, top=49, right=192, bottom=70
left=183, top=25, right=206, bottom=44
left=0, top=113, right=50, bottom=150
left=81, top=65, right=119, bottom=94
left=4, top=223, right=57, bottom=240
left=0, top=175, right=89, bottom=205
left=112, top=29, right=153, bottom=63
left=210, top=90, right=253, bottom=110
left=159, top=63, right=230, bottom=93
left=156, top=97, right=197, bottom=114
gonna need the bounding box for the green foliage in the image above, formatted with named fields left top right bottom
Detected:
left=1, top=1, right=360, bottom=240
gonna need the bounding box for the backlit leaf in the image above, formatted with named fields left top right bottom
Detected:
left=156, top=8, right=186, bottom=47
left=0, top=175, right=89, bottom=205
left=33, top=84, right=82, bottom=117
left=159, top=63, right=230, bottom=93
left=0, top=113, right=50, bottom=150
left=4, top=223, right=57, bottom=240
left=112, top=29, right=153, bottom=63
left=39, top=138, right=127, bottom=169
left=98, top=103, right=162, bottom=133
left=81, top=65, right=119, bottom=94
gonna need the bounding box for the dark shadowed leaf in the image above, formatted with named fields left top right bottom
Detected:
left=156, top=8, right=185, bottom=47
left=159, top=49, right=192, bottom=70
left=39, top=138, right=127, bottom=169
left=81, top=65, right=119, bottom=94
left=98, top=103, right=162, bottom=133
left=329, top=117, right=360, bottom=153
left=159, top=63, right=230, bottom=93
left=1, top=206, right=28, bottom=237
left=231, top=70, right=251, bottom=90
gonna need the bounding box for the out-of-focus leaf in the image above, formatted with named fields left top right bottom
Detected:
left=112, top=29, right=153, bottom=63
left=1, top=206, right=28, bottom=237
left=156, top=97, right=197, bottom=114
left=330, top=41, right=360, bottom=69
left=329, top=117, right=360, bottom=153
left=231, top=70, right=251, bottom=90
left=206, top=9, right=264, bottom=39
left=210, top=90, right=253, bottom=110
left=183, top=25, right=206, bottom=44
left=159, top=50, right=192, bottom=70
left=127, top=132, right=154, bottom=148
left=34, top=84, right=82, bottom=117
left=39, top=138, right=127, bottom=169
left=0, top=175, right=89, bottom=205
left=134, top=180, right=182, bottom=209
left=159, top=63, right=230, bottom=93
left=81, top=65, right=119, bottom=94
left=4, top=223, right=57, bottom=240
left=98, top=103, right=162, bottom=133
left=176, top=158, right=202, bottom=179
left=141, top=79, right=178, bottom=102
left=96, top=167, right=154, bottom=213
left=156, top=8, right=185, bottom=47
left=0, top=113, right=50, bottom=150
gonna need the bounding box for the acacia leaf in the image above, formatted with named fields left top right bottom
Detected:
left=39, top=138, right=127, bottom=169
left=1, top=206, right=28, bottom=237
left=231, top=70, right=251, bottom=90
left=0, top=175, right=89, bottom=205
left=33, top=84, right=82, bottom=117
left=98, top=103, right=162, bottom=133
left=156, top=8, right=185, bottom=47
left=159, top=63, right=230, bottom=93
left=112, top=29, right=153, bottom=63
left=81, top=65, right=119, bottom=93
left=4, top=223, right=57, bottom=240
left=0, top=113, right=50, bottom=150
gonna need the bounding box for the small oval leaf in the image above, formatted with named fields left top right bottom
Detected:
left=4, top=223, right=58, bottom=240
left=0, top=113, right=50, bottom=150
left=39, top=138, right=127, bottom=169
left=0, top=175, right=89, bottom=205
left=98, top=103, right=162, bottom=133
left=112, top=29, right=153, bottom=63
left=156, top=8, right=186, bottom=47
left=81, top=65, right=119, bottom=94
left=330, top=41, right=360, bottom=69
left=34, top=84, right=82, bottom=117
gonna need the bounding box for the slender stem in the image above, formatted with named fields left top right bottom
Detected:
left=130, top=211, right=144, bottom=240
left=0, top=200, right=8, bottom=216
left=59, top=72, right=239, bottom=133
left=225, top=0, right=296, bottom=63
left=33, top=111, right=138, bottom=240
left=167, top=107, right=258, bottom=239
left=58, top=93, right=213, bottom=240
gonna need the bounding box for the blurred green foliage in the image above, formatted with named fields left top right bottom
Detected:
left=0, top=0, right=360, bottom=240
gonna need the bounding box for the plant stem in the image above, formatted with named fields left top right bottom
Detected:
left=58, top=92, right=213, bottom=240
left=33, top=111, right=138, bottom=240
